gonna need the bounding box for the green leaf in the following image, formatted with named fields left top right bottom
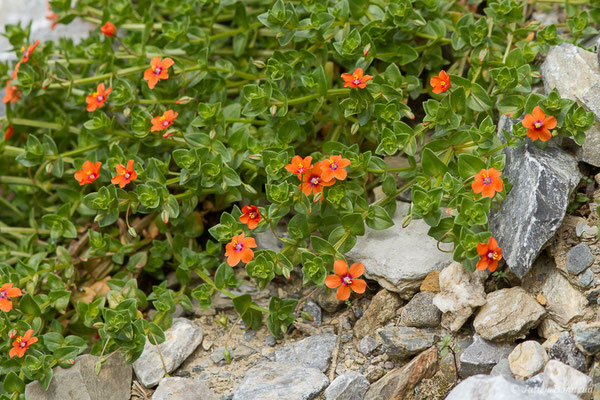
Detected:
left=3, top=371, right=25, bottom=394
left=457, top=154, right=486, bottom=180
left=310, top=235, right=336, bottom=255
left=366, top=205, right=394, bottom=230
left=421, top=148, right=448, bottom=176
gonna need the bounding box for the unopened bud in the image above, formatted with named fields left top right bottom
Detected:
left=252, top=60, right=266, bottom=68
left=270, top=105, right=277, bottom=116
left=209, top=129, right=216, bottom=140
left=248, top=154, right=262, bottom=160
left=46, top=162, right=54, bottom=174
left=69, top=359, right=75, bottom=365
left=128, top=226, right=137, bottom=237
left=351, top=123, right=360, bottom=135
left=163, top=129, right=175, bottom=138
left=175, top=96, right=194, bottom=104
left=313, top=192, right=323, bottom=203
left=161, top=210, right=169, bottom=225
left=301, top=311, right=315, bottom=322
left=9, top=329, right=16, bottom=339
left=363, top=44, right=371, bottom=56
left=123, top=107, right=131, bottom=118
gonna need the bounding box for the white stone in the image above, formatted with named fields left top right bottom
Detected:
left=541, top=267, right=587, bottom=326
left=542, top=360, right=593, bottom=400
left=346, top=202, right=453, bottom=298
left=508, top=341, right=549, bottom=380
left=152, top=377, right=217, bottom=400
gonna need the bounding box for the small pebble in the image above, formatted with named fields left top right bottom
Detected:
left=264, top=335, right=277, bottom=347
left=384, top=361, right=394, bottom=370
left=243, top=330, right=256, bottom=341
left=192, top=365, right=204, bottom=373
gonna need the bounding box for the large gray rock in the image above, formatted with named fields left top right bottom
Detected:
left=152, top=377, right=217, bottom=400
left=274, top=333, right=336, bottom=372
left=548, top=333, right=587, bottom=372
left=377, top=327, right=438, bottom=359
left=542, top=360, right=593, bottom=400
left=232, top=361, right=329, bottom=400
left=541, top=43, right=600, bottom=166
left=572, top=321, right=600, bottom=355
left=354, top=289, right=402, bottom=339
left=400, top=291, right=442, bottom=328
left=324, top=372, right=370, bottom=400
left=432, top=261, right=487, bottom=332
left=459, top=334, right=514, bottom=378
left=446, top=374, right=580, bottom=400
left=133, top=318, right=203, bottom=387
left=508, top=341, right=549, bottom=380
left=25, top=353, right=132, bottom=400
left=346, top=201, right=453, bottom=298
left=489, top=116, right=581, bottom=279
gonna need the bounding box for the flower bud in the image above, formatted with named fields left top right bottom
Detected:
left=128, top=227, right=137, bottom=237
left=270, top=105, right=277, bottom=116
left=161, top=210, right=169, bottom=225
left=248, top=154, right=262, bottom=160
left=175, top=96, right=194, bottom=104
left=9, top=329, right=16, bottom=339
left=363, top=44, right=371, bottom=56
left=351, top=123, right=360, bottom=135
left=252, top=60, right=266, bottom=68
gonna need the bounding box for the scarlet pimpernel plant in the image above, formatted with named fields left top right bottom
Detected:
left=0, top=0, right=598, bottom=394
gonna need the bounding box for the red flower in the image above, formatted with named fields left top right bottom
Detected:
left=74, top=161, right=102, bottom=185
left=46, top=2, right=59, bottom=30
left=318, top=155, right=351, bottom=182
left=341, top=68, right=372, bottom=89
left=224, top=233, right=257, bottom=266
left=0, top=283, right=22, bottom=312
left=9, top=329, right=37, bottom=358
left=522, top=106, right=557, bottom=142
left=100, top=22, right=116, bottom=37
left=3, top=81, right=20, bottom=104
left=301, top=163, right=335, bottom=196
left=285, top=155, right=313, bottom=177
left=151, top=110, right=178, bottom=133
left=430, top=70, right=451, bottom=94
left=86, top=83, right=112, bottom=112
left=12, top=62, right=21, bottom=79
left=325, top=260, right=367, bottom=301
left=143, top=57, right=174, bottom=89
left=111, top=159, right=137, bottom=188
left=239, top=206, right=260, bottom=230
left=472, top=168, right=504, bottom=198
left=21, top=40, right=40, bottom=64
left=476, top=237, right=503, bottom=272
left=4, top=125, right=14, bottom=140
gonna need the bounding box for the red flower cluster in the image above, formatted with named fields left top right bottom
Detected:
left=10, top=329, right=37, bottom=358
left=341, top=68, right=373, bottom=89
left=74, top=161, right=102, bottom=185
left=430, top=70, right=451, bottom=94
left=100, top=22, right=117, bottom=37
left=86, top=83, right=112, bottom=112
left=522, top=106, right=556, bottom=142
left=144, top=57, right=174, bottom=89
left=476, top=237, right=503, bottom=272
left=325, top=260, right=367, bottom=301
left=151, top=109, right=178, bottom=136
left=0, top=283, right=22, bottom=312
left=472, top=168, right=503, bottom=199
left=239, top=206, right=261, bottom=230
left=285, top=155, right=351, bottom=200
left=225, top=233, right=257, bottom=267
left=111, top=159, right=138, bottom=188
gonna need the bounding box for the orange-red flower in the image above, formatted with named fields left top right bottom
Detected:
left=143, top=57, right=174, bottom=89
left=46, top=2, right=59, bottom=30
left=100, top=22, right=116, bottom=37
left=0, top=283, right=22, bottom=312
left=472, top=168, right=503, bottom=199
left=325, top=260, right=367, bottom=301
left=476, top=236, right=502, bottom=272
left=9, top=329, right=37, bottom=358
left=341, top=68, right=372, bottom=89
left=111, top=159, right=137, bottom=188
left=3, top=81, right=20, bottom=104
left=224, top=233, right=257, bottom=266
left=522, top=106, right=557, bottom=142
left=86, top=83, right=112, bottom=112
left=285, top=155, right=313, bottom=177
left=318, top=155, right=351, bottom=182
left=301, top=163, right=334, bottom=196
left=239, top=206, right=260, bottom=230
left=430, top=70, right=451, bottom=94
left=74, top=161, right=102, bottom=185
left=151, top=110, right=178, bottom=133
left=21, top=40, right=40, bottom=64
left=4, top=125, right=13, bottom=140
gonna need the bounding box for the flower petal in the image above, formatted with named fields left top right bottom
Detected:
left=348, top=262, right=365, bottom=279
left=333, top=259, right=348, bottom=277
left=336, top=285, right=351, bottom=301
left=350, top=278, right=367, bottom=294
left=325, top=274, right=342, bottom=289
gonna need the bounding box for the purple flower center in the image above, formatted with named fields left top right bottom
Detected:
left=534, top=121, right=543, bottom=130
left=482, top=177, right=491, bottom=185
left=162, top=120, right=170, bottom=127
left=342, top=275, right=353, bottom=286
left=352, top=79, right=362, bottom=86
left=487, top=251, right=494, bottom=259
left=124, top=172, right=131, bottom=180
left=234, top=243, right=243, bottom=252
left=88, top=173, right=96, bottom=180
left=0, top=291, right=6, bottom=300
left=19, top=340, right=27, bottom=348
left=154, top=66, right=162, bottom=75
left=310, top=177, right=320, bottom=186
left=330, top=163, right=338, bottom=170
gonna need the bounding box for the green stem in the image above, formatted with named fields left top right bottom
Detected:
left=0, top=226, right=50, bottom=235
left=195, top=269, right=269, bottom=313
left=272, top=88, right=350, bottom=107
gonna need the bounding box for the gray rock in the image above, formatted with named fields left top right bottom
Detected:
left=525, top=373, right=545, bottom=389
left=473, top=287, right=545, bottom=341
left=508, top=341, right=549, bottom=380
left=152, top=377, right=218, bottom=400
left=548, top=333, right=587, bottom=372
left=25, top=353, right=132, bottom=400
left=264, top=335, right=277, bottom=347
left=377, top=327, right=438, bottom=359
left=572, top=321, right=600, bottom=355
left=359, top=335, right=381, bottom=356
left=354, top=289, right=402, bottom=339
left=566, top=244, right=594, bottom=275
left=232, top=361, right=329, bottom=400
left=459, top=334, right=514, bottom=378
left=400, top=291, right=442, bottom=328
left=243, top=330, right=256, bottom=341
left=133, top=318, right=203, bottom=387
left=446, top=374, right=580, bottom=400
left=316, top=289, right=343, bottom=313
left=432, top=261, right=487, bottom=332
left=489, top=116, right=581, bottom=279
left=346, top=201, right=453, bottom=298
left=324, top=372, right=369, bottom=400
left=274, top=333, right=336, bottom=372
left=302, top=301, right=322, bottom=325
left=490, top=358, right=514, bottom=380
left=211, top=346, right=230, bottom=364
left=543, top=360, right=593, bottom=400
left=572, top=269, right=595, bottom=289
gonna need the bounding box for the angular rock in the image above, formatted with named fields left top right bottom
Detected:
left=489, top=116, right=581, bottom=279
left=446, top=374, right=580, bottom=400
left=473, top=287, right=545, bottom=341
left=548, top=333, right=587, bottom=372
left=302, top=301, right=322, bottom=325
left=459, top=334, right=514, bottom=378
left=274, top=333, right=336, bottom=372
left=543, top=360, right=593, bottom=400
left=432, top=261, right=487, bottom=332
left=377, top=327, right=438, bottom=359
left=346, top=201, right=453, bottom=298
left=490, top=358, right=514, bottom=380
left=316, top=289, right=344, bottom=313
left=566, top=243, right=594, bottom=275
left=354, top=289, right=402, bottom=339
left=359, top=335, right=381, bottom=356
left=364, top=347, right=438, bottom=400
left=508, top=341, right=549, bottom=380
left=232, top=361, right=328, bottom=400
left=324, top=372, right=370, bottom=400
left=133, top=318, right=203, bottom=387
left=572, top=321, right=600, bottom=356
left=25, top=353, right=132, bottom=400
left=419, top=270, right=440, bottom=292
left=152, top=377, right=217, bottom=400
left=400, top=291, right=441, bottom=328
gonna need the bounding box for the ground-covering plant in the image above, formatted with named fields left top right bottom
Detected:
left=0, top=0, right=597, bottom=396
